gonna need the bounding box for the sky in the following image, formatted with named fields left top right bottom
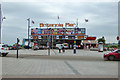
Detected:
left=0, top=0, right=119, bottom=45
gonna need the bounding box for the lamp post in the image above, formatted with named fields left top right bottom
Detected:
left=27, top=18, right=30, bottom=49
left=47, top=28, right=51, bottom=56
left=74, top=28, right=76, bottom=54
left=0, top=4, right=1, bottom=44
left=0, top=16, right=6, bottom=44
left=73, top=19, right=78, bottom=54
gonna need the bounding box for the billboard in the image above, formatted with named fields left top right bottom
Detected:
left=31, top=28, right=85, bottom=36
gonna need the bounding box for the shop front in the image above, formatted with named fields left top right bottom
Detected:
left=30, top=27, right=86, bottom=49
left=81, top=40, right=97, bottom=49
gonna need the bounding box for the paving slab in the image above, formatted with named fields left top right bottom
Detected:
left=1, top=49, right=118, bottom=78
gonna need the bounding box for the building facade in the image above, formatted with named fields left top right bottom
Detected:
left=22, top=23, right=97, bottom=49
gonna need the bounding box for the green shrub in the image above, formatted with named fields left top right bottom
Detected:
left=107, top=45, right=118, bottom=48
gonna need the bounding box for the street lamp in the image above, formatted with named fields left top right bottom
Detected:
left=47, top=28, right=51, bottom=56
left=27, top=18, right=30, bottom=49
left=0, top=16, right=6, bottom=44
left=74, top=27, right=76, bottom=54
left=73, top=19, right=78, bottom=54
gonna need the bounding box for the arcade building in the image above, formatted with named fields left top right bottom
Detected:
left=22, top=23, right=97, bottom=49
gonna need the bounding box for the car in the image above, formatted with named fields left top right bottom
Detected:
left=90, top=48, right=98, bottom=51
left=90, top=48, right=107, bottom=51
left=104, top=49, right=120, bottom=61
left=0, top=44, right=9, bottom=57
left=56, top=43, right=68, bottom=49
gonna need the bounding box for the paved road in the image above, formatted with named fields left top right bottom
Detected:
left=1, top=49, right=118, bottom=78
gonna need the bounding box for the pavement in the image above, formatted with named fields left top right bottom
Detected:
left=1, top=49, right=119, bottom=78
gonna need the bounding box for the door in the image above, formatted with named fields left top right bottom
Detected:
left=118, top=50, right=120, bottom=59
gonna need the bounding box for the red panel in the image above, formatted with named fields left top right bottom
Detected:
left=86, top=37, right=96, bottom=40
left=68, top=40, right=74, bottom=43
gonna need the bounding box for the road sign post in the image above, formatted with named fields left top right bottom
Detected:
left=17, top=38, right=20, bottom=59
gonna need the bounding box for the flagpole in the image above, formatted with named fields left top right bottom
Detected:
left=27, top=18, right=30, bottom=49
left=0, top=5, right=6, bottom=44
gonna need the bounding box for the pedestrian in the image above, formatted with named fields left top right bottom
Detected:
left=114, top=47, right=116, bottom=50
left=107, top=47, right=109, bottom=51
left=62, top=46, right=65, bottom=53
left=58, top=45, right=62, bottom=53
left=111, top=47, right=114, bottom=51
left=87, top=45, right=89, bottom=49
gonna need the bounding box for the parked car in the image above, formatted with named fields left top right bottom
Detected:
left=56, top=43, right=68, bottom=49
left=23, top=45, right=32, bottom=49
left=104, top=49, right=120, bottom=61
left=90, top=48, right=98, bottom=51
left=8, top=46, right=13, bottom=50
left=90, top=48, right=107, bottom=51
left=0, top=44, right=9, bottom=57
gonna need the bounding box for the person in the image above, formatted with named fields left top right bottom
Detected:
left=114, top=47, right=116, bottom=50
left=107, top=47, right=109, bottom=51
left=87, top=45, right=89, bottom=49
left=62, top=46, right=65, bottom=53
left=111, top=47, right=114, bottom=51
left=58, top=45, right=62, bottom=53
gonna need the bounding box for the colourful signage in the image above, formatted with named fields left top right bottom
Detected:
left=40, top=23, right=76, bottom=27
left=31, top=28, right=85, bottom=36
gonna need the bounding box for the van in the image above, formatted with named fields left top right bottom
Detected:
left=56, top=43, right=68, bottom=49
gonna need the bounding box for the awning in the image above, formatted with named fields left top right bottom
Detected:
left=86, top=37, right=96, bottom=40
left=82, top=40, right=97, bottom=44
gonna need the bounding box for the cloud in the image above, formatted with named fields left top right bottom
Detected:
left=1, top=2, right=118, bottom=45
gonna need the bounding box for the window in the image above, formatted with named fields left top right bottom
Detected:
left=2, top=45, right=5, bottom=47
left=118, top=50, right=120, bottom=53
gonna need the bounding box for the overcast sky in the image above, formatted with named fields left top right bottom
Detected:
left=1, top=1, right=118, bottom=45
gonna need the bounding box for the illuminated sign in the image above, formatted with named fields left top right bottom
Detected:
left=40, top=23, right=76, bottom=27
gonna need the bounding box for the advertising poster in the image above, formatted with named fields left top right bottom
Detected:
left=66, top=29, right=72, bottom=35
left=65, top=36, right=68, bottom=39
left=62, top=35, right=65, bottom=39
left=37, top=29, right=41, bottom=34
left=80, top=28, right=85, bottom=34
left=44, top=29, right=50, bottom=34
left=31, top=29, right=37, bottom=35
left=56, top=35, right=59, bottom=39
left=31, top=28, right=85, bottom=35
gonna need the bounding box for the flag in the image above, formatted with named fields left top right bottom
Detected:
left=32, top=20, right=35, bottom=24
left=58, top=16, right=59, bottom=19
left=85, top=19, right=88, bottom=22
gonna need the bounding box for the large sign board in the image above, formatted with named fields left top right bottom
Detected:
left=31, top=28, right=86, bottom=36
left=40, top=23, right=76, bottom=27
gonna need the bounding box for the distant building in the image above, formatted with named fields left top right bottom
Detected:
left=22, top=23, right=97, bottom=49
